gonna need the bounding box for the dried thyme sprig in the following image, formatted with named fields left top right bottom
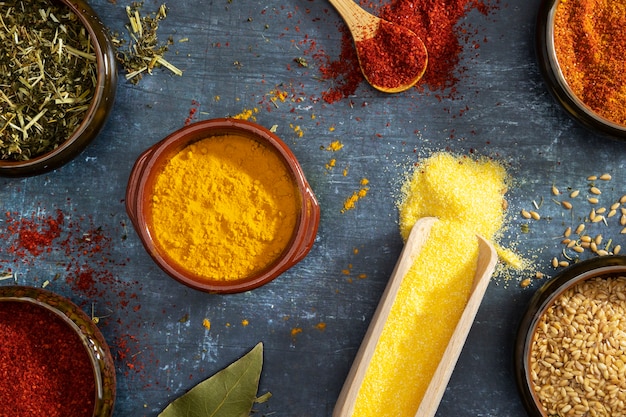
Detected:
left=111, top=2, right=182, bottom=84
left=0, top=0, right=96, bottom=160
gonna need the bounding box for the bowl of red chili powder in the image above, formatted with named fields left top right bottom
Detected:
left=536, top=0, right=626, bottom=138
left=0, top=0, right=117, bottom=176
left=126, top=118, right=320, bottom=294
left=0, top=286, right=116, bottom=416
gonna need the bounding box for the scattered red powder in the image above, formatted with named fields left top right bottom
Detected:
left=184, top=99, right=200, bottom=126
left=317, top=0, right=500, bottom=103
left=0, top=202, right=151, bottom=384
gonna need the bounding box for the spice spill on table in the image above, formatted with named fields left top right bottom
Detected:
left=517, top=171, right=626, bottom=286
left=349, top=152, right=509, bottom=416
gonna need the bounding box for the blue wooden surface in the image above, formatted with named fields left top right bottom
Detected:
left=2, top=0, right=625, bottom=416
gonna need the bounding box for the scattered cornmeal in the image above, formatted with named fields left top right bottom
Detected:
left=351, top=152, right=508, bottom=417
left=530, top=277, right=626, bottom=416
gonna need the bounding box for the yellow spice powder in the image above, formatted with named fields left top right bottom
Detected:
left=149, top=134, right=299, bottom=281
left=351, top=152, right=507, bottom=417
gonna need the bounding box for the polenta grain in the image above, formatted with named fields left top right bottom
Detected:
left=350, top=153, right=508, bottom=417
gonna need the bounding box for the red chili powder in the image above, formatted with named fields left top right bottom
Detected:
left=318, top=0, right=499, bottom=102
left=0, top=301, right=96, bottom=417
left=4, top=209, right=64, bottom=257
left=355, top=20, right=427, bottom=90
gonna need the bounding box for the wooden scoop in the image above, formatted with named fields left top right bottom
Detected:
left=333, top=217, right=498, bottom=417
left=328, top=0, right=428, bottom=93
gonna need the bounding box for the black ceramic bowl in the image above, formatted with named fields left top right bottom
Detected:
left=536, top=0, right=626, bottom=138
left=0, top=285, right=116, bottom=416
left=0, top=0, right=117, bottom=176
left=515, top=256, right=626, bottom=416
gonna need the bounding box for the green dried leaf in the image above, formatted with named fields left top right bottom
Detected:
left=159, top=342, right=266, bottom=417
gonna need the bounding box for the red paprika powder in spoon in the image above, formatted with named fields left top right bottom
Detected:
left=355, top=20, right=428, bottom=91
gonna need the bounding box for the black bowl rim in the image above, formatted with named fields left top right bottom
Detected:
left=535, top=0, right=626, bottom=139
left=514, top=256, right=626, bottom=416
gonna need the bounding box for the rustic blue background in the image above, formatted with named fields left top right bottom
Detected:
left=2, top=0, right=625, bottom=416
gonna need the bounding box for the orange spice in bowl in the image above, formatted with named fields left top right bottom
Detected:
left=126, top=118, right=320, bottom=294
left=536, top=0, right=626, bottom=138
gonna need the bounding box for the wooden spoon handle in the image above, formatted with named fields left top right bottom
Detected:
left=327, top=0, right=380, bottom=41
left=333, top=221, right=498, bottom=417
left=332, top=217, right=437, bottom=417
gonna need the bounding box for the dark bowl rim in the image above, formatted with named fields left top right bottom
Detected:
left=535, top=0, right=626, bottom=139
left=0, top=285, right=116, bottom=416
left=0, top=0, right=118, bottom=176
left=125, top=118, right=321, bottom=294
left=514, top=256, right=626, bottom=416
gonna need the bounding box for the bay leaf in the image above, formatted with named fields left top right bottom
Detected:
left=159, top=342, right=265, bottom=417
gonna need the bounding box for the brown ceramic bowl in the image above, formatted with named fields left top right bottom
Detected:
left=536, top=0, right=626, bottom=138
left=0, top=0, right=117, bottom=176
left=126, top=118, right=320, bottom=294
left=515, top=256, right=626, bottom=416
left=0, top=285, right=116, bottom=416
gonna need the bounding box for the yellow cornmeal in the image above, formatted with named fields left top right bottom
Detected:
left=398, top=152, right=507, bottom=240
left=351, top=152, right=508, bottom=417
left=149, top=134, right=299, bottom=281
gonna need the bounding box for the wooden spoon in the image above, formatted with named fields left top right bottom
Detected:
left=328, top=0, right=428, bottom=93
left=333, top=217, right=498, bottom=417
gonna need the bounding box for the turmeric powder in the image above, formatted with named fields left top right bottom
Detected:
left=351, top=152, right=508, bottom=417
left=148, top=134, right=299, bottom=281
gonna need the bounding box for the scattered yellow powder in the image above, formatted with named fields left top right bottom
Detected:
left=329, top=125, right=336, bottom=132
left=341, top=178, right=370, bottom=213
left=202, top=318, right=211, bottom=330
left=291, top=327, right=302, bottom=337
left=271, top=89, right=288, bottom=103
left=149, top=134, right=300, bottom=281
left=315, top=322, right=326, bottom=331
left=496, top=245, right=524, bottom=270
left=231, top=107, right=259, bottom=120
left=351, top=152, right=508, bottom=417
left=325, top=158, right=336, bottom=170
left=326, top=140, right=344, bottom=151
left=290, top=123, right=303, bottom=137
left=241, top=319, right=249, bottom=327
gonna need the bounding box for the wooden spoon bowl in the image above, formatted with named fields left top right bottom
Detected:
left=328, top=0, right=428, bottom=93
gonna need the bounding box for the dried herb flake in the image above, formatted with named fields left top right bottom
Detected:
left=111, top=2, right=182, bottom=84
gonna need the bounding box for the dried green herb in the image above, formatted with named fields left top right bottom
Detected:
left=159, top=342, right=271, bottom=417
left=0, top=0, right=97, bottom=161
left=111, top=2, right=182, bottom=84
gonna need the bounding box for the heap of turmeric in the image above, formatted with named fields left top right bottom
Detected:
left=350, top=152, right=508, bottom=417
left=149, top=134, right=299, bottom=281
